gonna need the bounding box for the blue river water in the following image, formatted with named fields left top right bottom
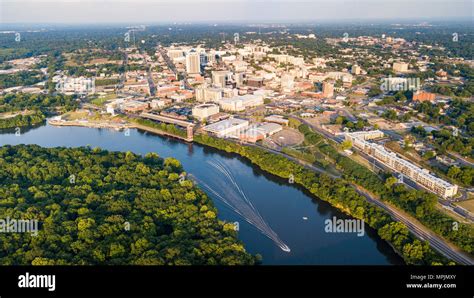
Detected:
left=0, top=123, right=403, bottom=265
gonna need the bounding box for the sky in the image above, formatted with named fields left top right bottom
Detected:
left=0, top=0, right=472, bottom=24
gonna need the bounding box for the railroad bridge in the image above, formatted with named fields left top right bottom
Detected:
left=139, top=112, right=195, bottom=142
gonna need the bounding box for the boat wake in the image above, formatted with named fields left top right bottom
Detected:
left=190, top=159, right=290, bottom=253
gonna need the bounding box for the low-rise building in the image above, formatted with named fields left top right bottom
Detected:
left=203, top=118, right=249, bottom=138
left=413, top=91, right=436, bottom=102
left=218, top=94, right=264, bottom=111
left=151, top=99, right=171, bottom=109
left=246, top=77, right=264, bottom=88
left=192, top=103, right=220, bottom=120
left=122, top=100, right=149, bottom=113
left=56, top=76, right=95, bottom=95
left=264, top=115, right=290, bottom=126
left=239, top=123, right=283, bottom=143
left=393, top=62, right=409, bottom=73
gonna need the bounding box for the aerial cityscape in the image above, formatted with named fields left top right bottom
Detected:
left=0, top=0, right=472, bottom=296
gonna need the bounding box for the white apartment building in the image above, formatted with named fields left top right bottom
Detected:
left=281, top=73, right=295, bottom=92
left=345, top=131, right=458, bottom=198
left=351, top=65, right=361, bottom=75
left=269, top=54, right=304, bottom=66
left=207, top=52, right=217, bottom=64
left=309, top=71, right=353, bottom=84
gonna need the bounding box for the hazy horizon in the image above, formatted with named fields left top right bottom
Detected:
left=1, top=0, right=472, bottom=24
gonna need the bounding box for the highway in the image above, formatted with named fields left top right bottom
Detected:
left=447, top=151, right=474, bottom=167
left=284, top=116, right=474, bottom=265
left=354, top=185, right=474, bottom=265
left=248, top=141, right=341, bottom=179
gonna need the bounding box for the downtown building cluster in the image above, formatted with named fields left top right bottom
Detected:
left=345, top=131, right=458, bottom=198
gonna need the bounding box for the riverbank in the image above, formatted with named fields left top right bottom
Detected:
left=45, top=117, right=471, bottom=264
left=48, top=118, right=192, bottom=142
left=192, top=133, right=457, bottom=265
left=0, top=123, right=402, bottom=264
left=0, top=111, right=45, bottom=129
left=48, top=119, right=133, bottom=130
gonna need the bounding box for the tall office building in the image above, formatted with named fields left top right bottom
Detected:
left=393, top=62, right=408, bottom=73
left=207, top=52, right=217, bottom=65
left=322, top=81, right=334, bottom=98
left=212, top=71, right=229, bottom=88
left=351, top=65, right=361, bottom=75
left=186, top=52, right=201, bottom=74
left=199, top=52, right=208, bottom=67
left=281, top=73, right=295, bottom=92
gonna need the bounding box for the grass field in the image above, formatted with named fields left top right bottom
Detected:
left=90, top=93, right=116, bottom=106
left=455, top=199, right=474, bottom=214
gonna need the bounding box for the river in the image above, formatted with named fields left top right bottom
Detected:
left=0, top=123, right=404, bottom=265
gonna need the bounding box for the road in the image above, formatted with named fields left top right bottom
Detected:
left=139, top=49, right=156, bottom=96
left=116, top=52, right=127, bottom=91
left=248, top=141, right=341, bottom=179
left=354, top=185, right=474, bottom=265
left=447, top=151, right=474, bottom=167
left=292, top=116, right=344, bottom=142
left=157, top=45, right=193, bottom=90
left=281, top=117, right=474, bottom=264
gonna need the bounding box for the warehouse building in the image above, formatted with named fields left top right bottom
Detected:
left=202, top=118, right=249, bottom=138
left=239, top=123, right=283, bottom=143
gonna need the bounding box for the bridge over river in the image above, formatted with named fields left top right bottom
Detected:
left=139, top=112, right=195, bottom=142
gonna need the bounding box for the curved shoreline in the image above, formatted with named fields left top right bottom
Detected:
left=7, top=121, right=459, bottom=265
left=48, top=119, right=192, bottom=142
left=44, top=120, right=447, bottom=264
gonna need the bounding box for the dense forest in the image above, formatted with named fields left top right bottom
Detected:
left=415, top=99, right=474, bottom=137
left=0, top=112, right=45, bottom=129
left=0, top=145, right=256, bottom=265
left=0, top=93, right=78, bottom=129
left=194, top=133, right=456, bottom=265
left=131, top=118, right=188, bottom=138
left=0, top=70, right=46, bottom=89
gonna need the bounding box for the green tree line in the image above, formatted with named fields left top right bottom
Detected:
left=0, top=145, right=256, bottom=265
left=297, top=125, right=473, bottom=255
left=193, top=133, right=455, bottom=265
left=0, top=93, right=78, bottom=129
